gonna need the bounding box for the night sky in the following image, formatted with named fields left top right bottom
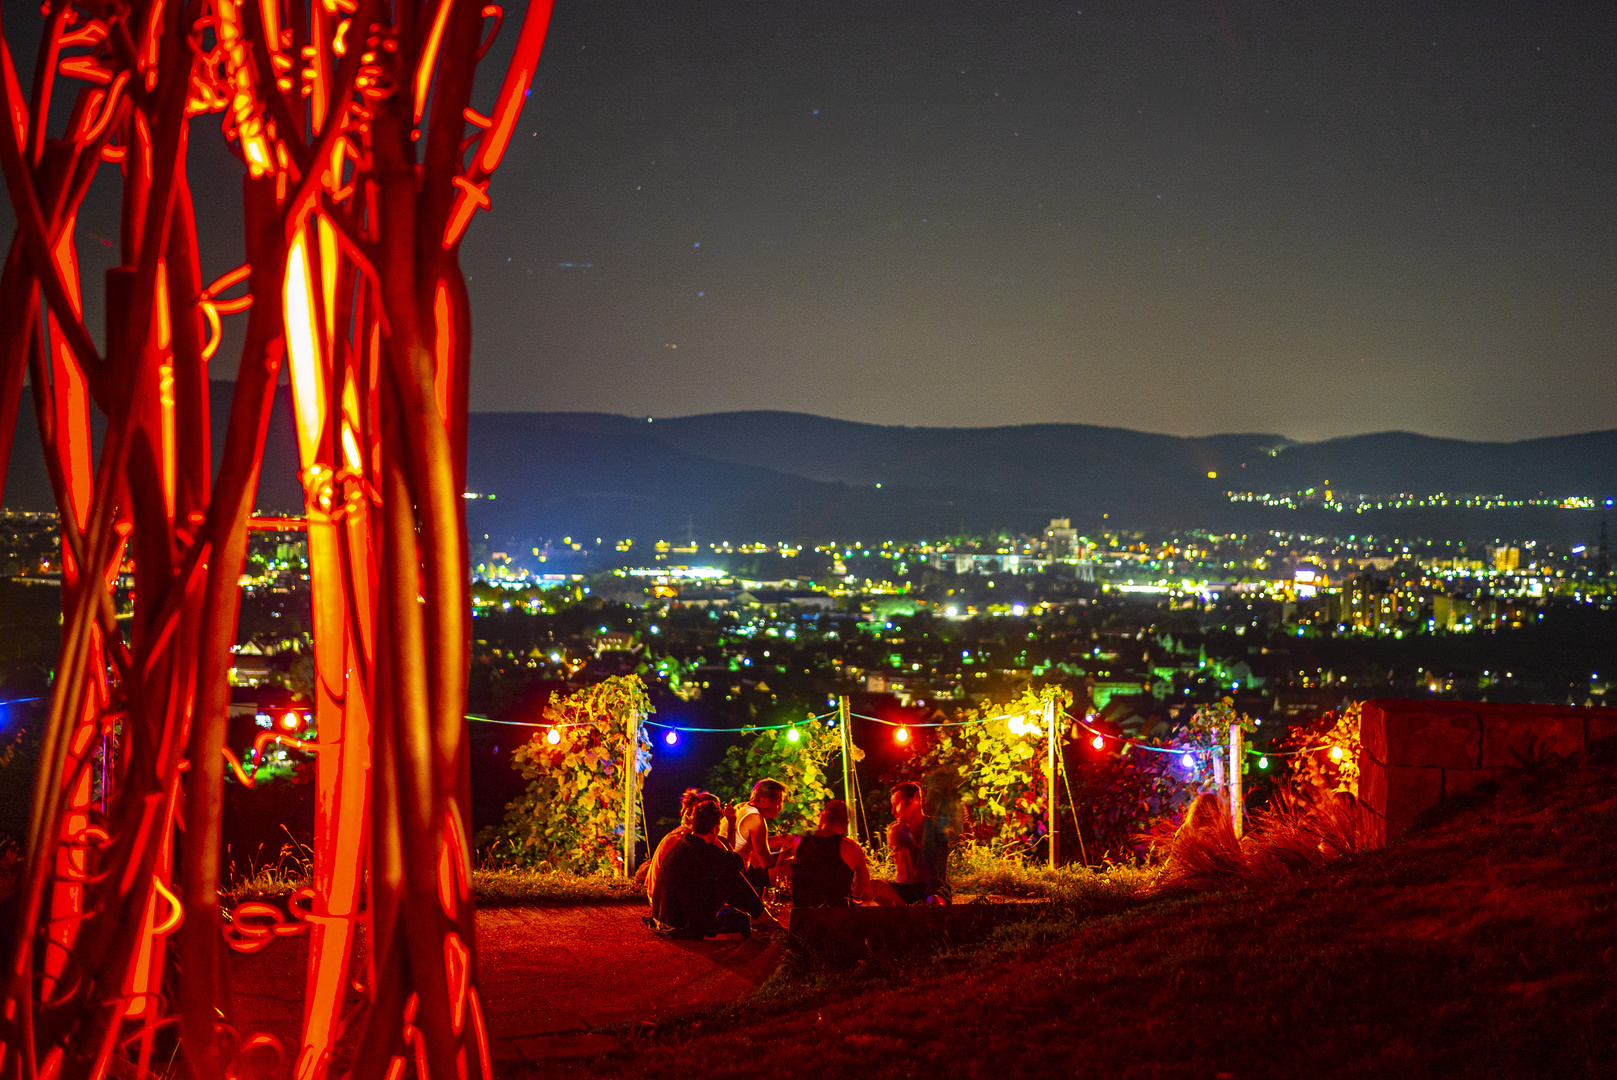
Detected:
left=7, top=2, right=1617, bottom=443
left=456, top=1, right=1616, bottom=442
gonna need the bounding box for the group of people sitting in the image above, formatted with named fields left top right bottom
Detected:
left=644, top=777, right=953, bottom=940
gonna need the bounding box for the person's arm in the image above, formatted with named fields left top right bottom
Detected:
left=738, top=810, right=781, bottom=869
left=843, top=838, right=873, bottom=903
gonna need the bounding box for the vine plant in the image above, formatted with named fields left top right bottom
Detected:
left=485, top=675, right=653, bottom=874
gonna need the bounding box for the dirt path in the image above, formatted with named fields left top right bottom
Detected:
left=231, top=902, right=780, bottom=1068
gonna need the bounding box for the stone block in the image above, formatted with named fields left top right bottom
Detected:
left=1478, top=708, right=1586, bottom=768
left=1383, top=765, right=1443, bottom=840
left=1441, top=767, right=1510, bottom=799
left=1381, top=702, right=1481, bottom=769
left=1586, top=711, right=1617, bottom=748
left=1356, top=756, right=1388, bottom=848
left=1358, top=701, right=1389, bottom=766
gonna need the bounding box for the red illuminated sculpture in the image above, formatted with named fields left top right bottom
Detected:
left=0, top=1, right=553, bottom=1075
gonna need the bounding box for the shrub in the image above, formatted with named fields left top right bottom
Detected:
left=481, top=675, right=653, bottom=873
left=704, top=717, right=841, bottom=834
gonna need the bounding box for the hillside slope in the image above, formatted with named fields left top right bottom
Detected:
left=551, top=745, right=1617, bottom=1079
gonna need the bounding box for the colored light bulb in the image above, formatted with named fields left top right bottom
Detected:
left=1330, top=745, right=1345, bottom=761
left=1258, top=755, right=1269, bottom=769
left=1091, top=735, right=1105, bottom=750
left=786, top=728, right=800, bottom=743
left=895, top=726, right=910, bottom=744
left=664, top=731, right=679, bottom=746
left=545, top=728, right=561, bottom=745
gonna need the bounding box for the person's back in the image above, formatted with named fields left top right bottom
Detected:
left=649, top=804, right=748, bottom=939
left=645, top=789, right=721, bottom=901
left=791, top=833, right=855, bottom=908
left=791, top=800, right=869, bottom=908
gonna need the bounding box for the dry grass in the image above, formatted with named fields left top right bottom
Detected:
left=220, top=828, right=313, bottom=902
left=1159, top=789, right=1381, bottom=891
left=949, top=844, right=1159, bottom=916
left=472, top=866, right=642, bottom=907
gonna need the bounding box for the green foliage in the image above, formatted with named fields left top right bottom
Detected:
left=704, top=719, right=841, bottom=834
left=1186, top=697, right=1260, bottom=764
left=482, top=675, right=653, bottom=873
left=884, top=687, right=1072, bottom=854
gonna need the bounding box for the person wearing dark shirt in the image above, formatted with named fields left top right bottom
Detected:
left=648, top=803, right=751, bottom=939
left=791, top=800, right=873, bottom=908
left=644, top=788, right=722, bottom=901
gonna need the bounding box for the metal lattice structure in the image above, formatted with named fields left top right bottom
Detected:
left=0, top=1, right=554, bottom=1075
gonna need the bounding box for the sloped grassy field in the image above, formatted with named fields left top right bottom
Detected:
left=527, top=742, right=1617, bottom=1079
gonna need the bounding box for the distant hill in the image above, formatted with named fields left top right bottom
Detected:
left=7, top=390, right=1615, bottom=545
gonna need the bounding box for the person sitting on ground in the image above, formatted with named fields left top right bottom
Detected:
left=730, top=778, right=794, bottom=904
left=883, top=782, right=929, bottom=905
left=643, top=788, right=722, bottom=901
left=647, top=802, right=752, bottom=940
left=791, top=799, right=874, bottom=908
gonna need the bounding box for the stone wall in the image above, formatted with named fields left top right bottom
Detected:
left=1358, top=699, right=1617, bottom=844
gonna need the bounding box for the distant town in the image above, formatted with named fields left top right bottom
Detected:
left=5, top=510, right=1612, bottom=753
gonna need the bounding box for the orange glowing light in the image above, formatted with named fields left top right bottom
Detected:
left=1091, top=734, right=1105, bottom=750
left=545, top=728, right=561, bottom=745
left=414, top=0, right=456, bottom=125
left=1330, top=745, right=1345, bottom=761
left=283, top=223, right=328, bottom=467
left=433, top=279, right=452, bottom=420
left=281, top=711, right=302, bottom=731
left=894, top=726, right=910, bottom=744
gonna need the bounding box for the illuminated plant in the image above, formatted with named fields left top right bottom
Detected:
left=704, top=716, right=841, bottom=834
left=1277, top=702, right=1364, bottom=798
left=0, top=1, right=556, bottom=1076
left=485, top=676, right=653, bottom=874
left=886, top=686, right=1071, bottom=854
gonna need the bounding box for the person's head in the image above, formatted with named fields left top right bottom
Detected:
left=890, top=782, right=923, bottom=826
left=750, top=778, right=787, bottom=819
left=690, top=801, right=722, bottom=839
left=816, top=799, right=850, bottom=836
left=679, top=788, right=720, bottom=826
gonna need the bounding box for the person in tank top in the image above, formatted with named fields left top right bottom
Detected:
left=729, top=778, right=793, bottom=905
left=791, top=799, right=872, bottom=908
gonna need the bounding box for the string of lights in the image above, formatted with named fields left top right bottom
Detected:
left=464, top=706, right=1346, bottom=769
left=849, top=710, right=1031, bottom=729
left=463, top=709, right=842, bottom=736
left=1064, top=711, right=1219, bottom=758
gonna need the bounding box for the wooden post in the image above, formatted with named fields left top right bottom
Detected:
left=1229, top=722, right=1244, bottom=838
left=623, top=708, right=640, bottom=877
left=1045, top=696, right=1059, bottom=869
left=839, top=695, right=858, bottom=844
left=1211, top=750, right=1225, bottom=809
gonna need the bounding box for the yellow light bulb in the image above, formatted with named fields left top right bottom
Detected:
left=1330, top=745, right=1345, bottom=761
left=546, top=728, right=561, bottom=745
left=895, top=726, right=910, bottom=744
left=786, top=728, right=800, bottom=743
